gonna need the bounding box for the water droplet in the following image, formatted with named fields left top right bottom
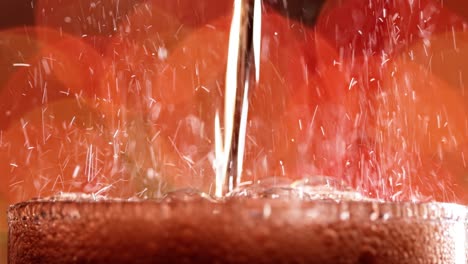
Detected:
left=339, top=211, right=350, bottom=221
left=262, top=203, right=272, bottom=219
left=369, top=210, right=380, bottom=221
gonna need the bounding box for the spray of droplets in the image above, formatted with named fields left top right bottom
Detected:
left=0, top=0, right=466, bottom=206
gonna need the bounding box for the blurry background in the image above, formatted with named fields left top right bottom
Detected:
left=0, top=1, right=34, bottom=261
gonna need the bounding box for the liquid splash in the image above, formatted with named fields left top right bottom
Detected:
left=0, top=0, right=467, bottom=207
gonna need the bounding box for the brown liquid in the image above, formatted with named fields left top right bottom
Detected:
left=8, top=196, right=467, bottom=264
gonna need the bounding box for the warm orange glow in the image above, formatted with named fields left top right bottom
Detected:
left=0, top=0, right=466, bottom=205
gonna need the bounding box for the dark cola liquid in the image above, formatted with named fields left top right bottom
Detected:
left=8, top=193, right=467, bottom=264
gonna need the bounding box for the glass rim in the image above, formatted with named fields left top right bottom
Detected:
left=8, top=194, right=468, bottom=224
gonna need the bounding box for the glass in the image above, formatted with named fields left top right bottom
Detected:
left=8, top=195, right=467, bottom=263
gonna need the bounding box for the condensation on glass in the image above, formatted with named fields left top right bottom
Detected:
left=8, top=195, right=468, bottom=263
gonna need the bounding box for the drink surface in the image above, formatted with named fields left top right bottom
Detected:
left=8, top=195, right=468, bottom=264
